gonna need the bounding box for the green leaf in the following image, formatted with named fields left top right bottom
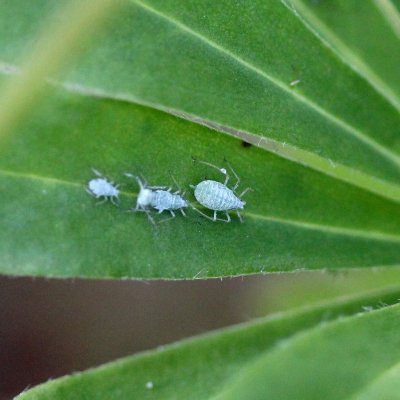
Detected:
left=286, top=0, right=400, bottom=106
left=1, top=1, right=400, bottom=278
left=13, top=287, right=400, bottom=400
left=217, top=302, right=400, bottom=400
left=1, top=86, right=400, bottom=279
left=351, top=362, right=400, bottom=400
left=1, top=0, right=400, bottom=200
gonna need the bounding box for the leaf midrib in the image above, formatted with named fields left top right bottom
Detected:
left=283, top=0, right=400, bottom=111
left=131, top=0, right=400, bottom=169
left=346, top=360, right=400, bottom=400
left=215, top=303, right=400, bottom=400
left=373, top=0, right=400, bottom=39
left=2, top=62, right=400, bottom=205
left=2, top=168, right=400, bottom=243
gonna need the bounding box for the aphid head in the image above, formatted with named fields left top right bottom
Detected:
left=238, top=199, right=246, bottom=209
left=110, top=186, right=120, bottom=197
left=180, top=197, right=189, bottom=208
left=137, top=187, right=153, bottom=207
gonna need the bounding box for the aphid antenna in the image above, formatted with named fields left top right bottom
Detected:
left=110, top=197, right=120, bottom=206
left=170, top=174, right=184, bottom=193
left=223, top=160, right=241, bottom=191
left=91, top=167, right=103, bottom=177
left=239, top=187, right=254, bottom=198
left=125, top=173, right=147, bottom=191
left=192, top=156, right=227, bottom=176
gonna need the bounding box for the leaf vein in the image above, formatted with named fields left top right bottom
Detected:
left=131, top=0, right=400, bottom=169
left=2, top=168, right=400, bottom=243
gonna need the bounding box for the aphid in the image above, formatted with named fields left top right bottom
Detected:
left=290, top=79, right=301, bottom=87
left=86, top=168, right=119, bottom=205
left=125, top=174, right=188, bottom=224
left=190, top=158, right=252, bottom=222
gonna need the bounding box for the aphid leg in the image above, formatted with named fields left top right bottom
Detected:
left=236, top=210, right=243, bottom=223
left=135, top=205, right=155, bottom=225
left=95, top=197, right=107, bottom=206
left=224, top=211, right=231, bottom=223
left=227, top=162, right=241, bottom=191
left=145, top=210, right=156, bottom=225
left=239, top=187, right=253, bottom=198
left=110, top=196, right=119, bottom=206
left=158, top=210, right=177, bottom=224
left=148, top=185, right=169, bottom=190
left=213, top=210, right=217, bottom=221
left=192, top=157, right=229, bottom=183
left=85, top=187, right=94, bottom=197
left=189, top=203, right=215, bottom=221
left=180, top=208, right=187, bottom=217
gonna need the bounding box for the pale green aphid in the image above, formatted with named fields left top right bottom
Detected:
left=190, top=158, right=252, bottom=222
left=86, top=167, right=120, bottom=205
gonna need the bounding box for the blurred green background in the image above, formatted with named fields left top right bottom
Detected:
left=2, top=268, right=400, bottom=399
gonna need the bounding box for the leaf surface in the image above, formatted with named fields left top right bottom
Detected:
left=286, top=0, right=400, bottom=105
left=14, top=287, right=400, bottom=400
left=1, top=87, right=400, bottom=278
left=1, top=0, right=400, bottom=199
left=217, top=301, right=400, bottom=400
left=350, top=362, right=400, bottom=400
left=0, top=1, right=400, bottom=278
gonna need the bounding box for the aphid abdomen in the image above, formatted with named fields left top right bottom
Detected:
left=151, top=191, right=187, bottom=212
left=194, top=180, right=243, bottom=211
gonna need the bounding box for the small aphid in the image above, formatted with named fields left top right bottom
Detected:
left=145, top=381, right=154, bottom=390
left=86, top=168, right=119, bottom=205
left=190, top=158, right=252, bottom=222
left=125, top=174, right=188, bottom=224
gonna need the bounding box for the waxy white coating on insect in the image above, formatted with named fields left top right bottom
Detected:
left=194, top=181, right=245, bottom=211
left=87, top=168, right=119, bottom=205
left=126, top=174, right=188, bottom=224
left=191, top=159, right=251, bottom=222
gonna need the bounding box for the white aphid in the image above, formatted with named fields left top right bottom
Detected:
left=125, top=174, right=188, bottom=224
left=145, top=381, right=154, bottom=390
left=86, top=168, right=119, bottom=205
left=190, top=158, right=252, bottom=222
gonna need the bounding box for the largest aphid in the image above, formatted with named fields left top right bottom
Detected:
left=190, top=159, right=252, bottom=222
